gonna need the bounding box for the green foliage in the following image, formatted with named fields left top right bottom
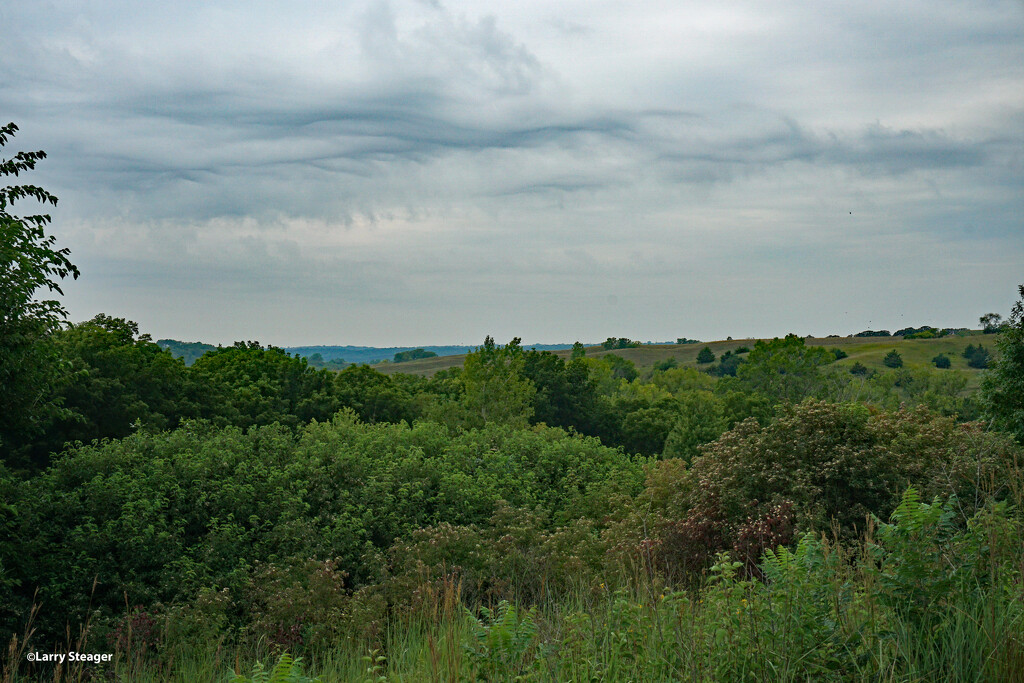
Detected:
left=983, top=284, right=1024, bottom=442
left=0, top=123, right=80, bottom=466
left=463, top=601, right=539, bottom=680
left=848, top=366, right=980, bottom=420
left=157, top=338, right=216, bottom=365
left=932, top=353, right=951, bottom=369
left=652, top=400, right=1019, bottom=548
left=459, top=337, right=536, bottom=428
left=849, top=361, right=868, bottom=376
left=570, top=341, right=586, bottom=360
left=652, top=357, right=677, bottom=372
left=832, top=347, right=848, bottom=360
left=521, top=348, right=600, bottom=435
left=228, top=653, right=321, bottom=683
left=583, top=354, right=639, bottom=398
left=32, top=315, right=204, bottom=457
left=962, top=343, right=991, bottom=369
left=855, top=329, right=891, bottom=337
left=611, top=395, right=682, bottom=456
left=645, top=366, right=713, bottom=397
left=979, top=312, right=1003, bottom=334
left=883, top=349, right=903, bottom=368
left=4, top=416, right=645, bottom=642
left=192, top=342, right=341, bottom=429
left=661, top=391, right=727, bottom=463
left=334, top=364, right=416, bottom=424
left=866, top=488, right=961, bottom=621
left=730, top=334, right=834, bottom=403
left=696, top=346, right=715, bottom=364
left=676, top=337, right=701, bottom=344
left=707, top=350, right=744, bottom=377
left=392, top=348, right=437, bottom=363
left=602, top=337, right=641, bottom=350
left=896, top=325, right=948, bottom=339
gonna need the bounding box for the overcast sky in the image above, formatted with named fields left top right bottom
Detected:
left=3, top=0, right=1022, bottom=346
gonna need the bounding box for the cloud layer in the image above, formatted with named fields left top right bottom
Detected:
left=2, top=0, right=1022, bottom=344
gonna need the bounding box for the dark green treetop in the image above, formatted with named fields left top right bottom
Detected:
left=1, top=123, right=80, bottom=465
left=983, top=285, right=1024, bottom=442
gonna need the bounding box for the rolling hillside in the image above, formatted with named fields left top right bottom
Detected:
left=374, top=332, right=999, bottom=380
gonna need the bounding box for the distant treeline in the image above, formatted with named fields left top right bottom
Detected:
left=156, top=339, right=215, bottom=364
left=158, top=341, right=583, bottom=367
left=854, top=326, right=970, bottom=339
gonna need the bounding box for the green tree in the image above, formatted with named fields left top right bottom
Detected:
left=932, top=353, right=951, bottom=369
left=708, top=350, right=743, bottom=377
left=192, top=342, right=340, bottom=429
left=731, top=334, right=834, bottom=404
left=1, top=123, right=80, bottom=465
left=521, top=349, right=600, bottom=434
left=460, top=337, right=536, bottom=428
left=962, top=344, right=991, bottom=369
left=979, top=312, right=1003, bottom=334
left=570, top=341, right=586, bottom=360
left=334, top=364, right=416, bottom=424
left=24, top=315, right=204, bottom=463
left=393, top=348, right=437, bottom=363
left=983, top=284, right=1024, bottom=442
left=613, top=395, right=682, bottom=456
left=662, top=390, right=727, bottom=463
left=883, top=350, right=903, bottom=368
left=696, top=346, right=715, bottom=364
left=602, top=337, right=641, bottom=350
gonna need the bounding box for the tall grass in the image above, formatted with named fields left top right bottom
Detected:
left=6, top=507, right=1022, bottom=682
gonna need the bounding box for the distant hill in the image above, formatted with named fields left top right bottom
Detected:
left=157, top=339, right=216, bottom=365
left=375, top=332, right=996, bottom=383
left=284, top=343, right=578, bottom=366
left=155, top=340, right=577, bottom=367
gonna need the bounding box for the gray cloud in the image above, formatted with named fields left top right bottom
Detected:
left=2, top=0, right=1022, bottom=344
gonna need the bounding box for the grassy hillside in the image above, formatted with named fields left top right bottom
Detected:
left=376, top=332, right=999, bottom=380
left=156, top=333, right=996, bottom=378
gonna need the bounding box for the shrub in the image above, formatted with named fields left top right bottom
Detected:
left=963, top=343, right=991, bottom=369
left=932, top=353, right=951, bottom=369
left=833, top=348, right=848, bottom=360
left=850, top=362, right=868, bottom=376
left=707, top=351, right=744, bottom=377
left=463, top=601, right=540, bottom=681
left=652, top=357, right=678, bottom=372
left=643, top=400, right=1020, bottom=555
left=6, top=417, right=645, bottom=643
left=696, top=347, right=715, bottom=364
left=883, top=350, right=903, bottom=368
left=228, top=654, right=320, bottom=683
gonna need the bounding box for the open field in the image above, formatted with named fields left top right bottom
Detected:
left=375, top=331, right=999, bottom=380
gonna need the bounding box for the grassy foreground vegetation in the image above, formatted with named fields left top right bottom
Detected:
left=3, top=315, right=1023, bottom=681
left=4, top=129, right=1024, bottom=680
left=3, top=392, right=1024, bottom=681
